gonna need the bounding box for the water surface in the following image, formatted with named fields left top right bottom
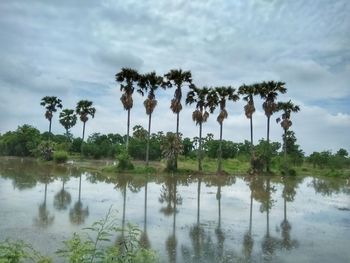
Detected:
left=0, top=157, right=349, bottom=262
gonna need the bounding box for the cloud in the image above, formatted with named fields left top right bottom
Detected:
left=0, top=0, right=349, bottom=155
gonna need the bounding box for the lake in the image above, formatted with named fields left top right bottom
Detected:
left=0, top=157, right=349, bottom=262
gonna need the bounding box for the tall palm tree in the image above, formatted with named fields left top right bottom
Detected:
left=163, top=69, right=193, bottom=169
left=185, top=86, right=210, bottom=171
left=75, top=100, right=96, bottom=141
left=259, top=81, right=287, bottom=172
left=59, top=109, right=77, bottom=137
left=115, top=68, right=140, bottom=149
left=238, top=84, right=260, bottom=148
left=138, top=72, right=163, bottom=166
left=276, top=100, right=300, bottom=171
left=40, top=96, right=63, bottom=136
left=208, top=87, right=239, bottom=174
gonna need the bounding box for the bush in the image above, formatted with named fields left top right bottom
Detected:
left=36, top=141, right=56, bottom=161
left=117, top=150, right=134, bottom=171
left=54, top=151, right=68, bottom=163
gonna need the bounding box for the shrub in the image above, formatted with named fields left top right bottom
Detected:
left=54, top=151, right=68, bottom=163
left=36, top=141, right=56, bottom=161
left=117, top=150, right=134, bottom=171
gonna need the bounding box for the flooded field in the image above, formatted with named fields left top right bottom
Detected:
left=0, top=157, right=349, bottom=262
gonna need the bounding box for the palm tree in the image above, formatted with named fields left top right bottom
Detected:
left=115, top=68, right=140, bottom=149
left=75, top=100, right=96, bottom=141
left=163, top=69, right=193, bottom=169
left=238, top=84, right=260, bottom=148
left=259, top=81, right=287, bottom=172
left=161, top=132, right=184, bottom=171
left=276, top=100, right=300, bottom=172
left=138, top=72, right=163, bottom=165
left=59, top=109, right=77, bottom=137
left=208, top=87, right=239, bottom=174
left=40, top=96, right=63, bottom=136
left=185, top=86, right=210, bottom=171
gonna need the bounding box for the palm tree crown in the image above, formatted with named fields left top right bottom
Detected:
left=76, top=100, right=96, bottom=123
left=276, top=101, right=300, bottom=131
left=40, top=96, right=63, bottom=121
left=239, top=84, right=259, bottom=119
left=259, top=81, right=287, bottom=118
left=186, top=86, right=210, bottom=125
left=59, top=109, right=77, bottom=135
left=138, top=71, right=163, bottom=115
left=116, top=68, right=140, bottom=110
left=163, top=69, right=192, bottom=115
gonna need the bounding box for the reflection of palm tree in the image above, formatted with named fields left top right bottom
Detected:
left=34, top=182, right=55, bottom=228
left=140, top=181, right=151, bottom=249
left=261, top=178, right=279, bottom=258
left=279, top=177, right=299, bottom=250
left=160, top=177, right=181, bottom=263
left=215, top=184, right=225, bottom=259
left=53, top=179, right=71, bottom=210
left=243, top=176, right=254, bottom=260
left=69, top=174, right=89, bottom=225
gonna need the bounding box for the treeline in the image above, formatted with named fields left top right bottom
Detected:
left=1, top=124, right=348, bottom=170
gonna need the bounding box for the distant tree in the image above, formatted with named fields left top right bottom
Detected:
left=163, top=69, right=193, bottom=169
left=115, top=68, right=140, bottom=149
left=40, top=96, right=63, bottom=136
left=208, top=86, right=239, bottom=174
left=276, top=100, right=300, bottom=173
left=186, top=86, right=211, bottom=171
left=238, top=84, right=260, bottom=148
left=161, top=132, right=184, bottom=171
left=59, top=109, right=77, bottom=137
left=138, top=72, right=163, bottom=165
left=336, top=148, right=348, bottom=158
left=259, top=81, right=287, bottom=172
left=75, top=100, right=96, bottom=141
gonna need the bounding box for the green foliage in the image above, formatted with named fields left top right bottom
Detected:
left=161, top=132, right=183, bottom=171
left=254, top=139, right=281, bottom=171
left=117, top=150, right=134, bottom=171
left=54, top=151, right=68, bottom=163
left=70, top=138, right=83, bottom=153
left=308, top=150, right=350, bottom=170
left=57, top=208, right=158, bottom=263
left=0, top=239, right=52, bottom=263
left=0, top=125, right=41, bottom=157
left=204, top=139, right=238, bottom=159
left=36, top=140, right=56, bottom=161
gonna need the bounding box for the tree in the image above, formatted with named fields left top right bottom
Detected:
left=238, top=84, right=259, bottom=151
left=276, top=100, right=300, bottom=173
left=115, top=68, right=140, bottom=149
left=163, top=69, right=193, bottom=169
left=75, top=100, right=96, bottom=141
left=161, top=132, right=184, bottom=171
left=59, top=109, right=77, bottom=137
left=186, top=86, right=211, bottom=171
left=40, top=96, right=63, bottom=136
left=138, top=72, right=163, bottom=165
left=259, top=81, right=287, bottom=172
left=208, top=87, right=239, bottom=174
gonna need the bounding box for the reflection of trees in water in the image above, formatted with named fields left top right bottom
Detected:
left=279, top=176, right=300, bottom=251
left=34, top=182, right=55, bottom=228
left=159, top=176, right=182, bottom=263
left=53, top=178, right=71, bottom=211
left=69, top=174, right=89, bottom=225
left=311, top=177, right=345, bottom=196
left=243, top=175, right=255, bottom=261
left=140, top=180, right=151, bottom=249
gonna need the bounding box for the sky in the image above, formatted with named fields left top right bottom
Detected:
left=0, top=0, right=349, bottom=155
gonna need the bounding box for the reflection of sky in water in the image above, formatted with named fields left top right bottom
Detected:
left=0, top=162, right=349, bottom=262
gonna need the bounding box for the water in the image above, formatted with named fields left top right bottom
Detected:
left=0, top=157, right=349, bottom=262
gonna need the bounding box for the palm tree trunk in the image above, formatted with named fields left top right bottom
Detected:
left=175, top=112, right=180, bottom=170
left=266, top=178, right=270, bottom=236
left=44, top=183, right=48, bottom=205
left=217, top=122, right=223, bottom=174
left=82, top=121, right=86, bottom=141
left=284, top=129, right=287, bottom=175
left=126, top=109, right=130, bottom=149
left=250, top=117, right=254, bottom=147
left=217, top=185, right=221, bottom=228
left=198, top=122, right=202, bottom=171
left=49, top=119, right=52, bottom=135
left=146, top=114, right=151, bottom=166
left=266, top=116, right=271, bottom=172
